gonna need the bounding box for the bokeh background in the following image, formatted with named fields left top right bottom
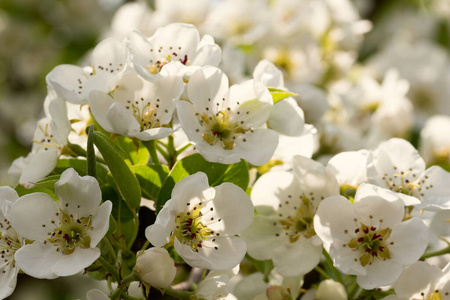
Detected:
left=0, top=0, right=449, bottom=298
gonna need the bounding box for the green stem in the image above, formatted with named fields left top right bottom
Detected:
left=164, top=288, right=193, bottom=300
left=97, top=256, right=121, bottom=283
left=420, top=245, right=450, bottom=260
left=143, top=140, right=160, bottom=164
left=103, top=236, right=117, bottom=262
left=314, top=265, right=330, bottom=279
left=109, top=272, right=141, bottom=300
left=127, top=206, right=140, bottom=250
left=322, top=248, right=344, bottom=284
left=141, top=240, right=150, bottom=251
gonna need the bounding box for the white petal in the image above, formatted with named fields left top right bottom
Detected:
left=91, top=38, right=128, bottom=75
left=87, top=289, right=110, bottom=300
left=393, top=262, right=441, bottom=298
left=354, top=184, right=404, bottom=229
left=416, top=166, right=450, bottom=210
left=251, top=171, right=297, bottom=211
left=175, top=236, right=247, bottom=270
left=52, top=247, right=100, bottom=277
left=206, top=182, right=254, bottom=235
left=0, top=264, right=18, bottom=299
left=356, top=259, right=403, bottom=289
left=253, top=59, right=284, bottom=88
left=240, top=215, right=280, bottom=260
left=9, top=193, right=59, bottom=241
left=46, top=64, right=88, bottom=104
left=389, top=217, right=429, bottom=265
left=272, top=237, right=322, bottom=276
left=88, top=90, right=116, bottom=133
left=90, top=201, right=112, bottom=247
left=171, top=172, right=215, bottom=211
left=327, top=150, right=369, bottom=186
left=314, top=195, right=357, bottom=244
left=14, top=242, right=60, bottom=279
left=329, top=240, right=367, bottom=276
left=145, top=224, right=172, bottom=247
left=234, top=128, right=279, bottom=166
left=18, top=149, right=60, bottom=188
left=268, top=98, right=304, bottom=136
left=106, top=102, right=141, bottom=136
left=55, top=168, right=102, bottom=218
left=187, top=66, right=229, bottom=111
left=131, top=127, right=174, bottom=141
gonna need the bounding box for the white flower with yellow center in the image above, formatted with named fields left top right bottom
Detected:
left=383, top=261, right=450, bottom=300
left=241, top=156, right=339, bottom=277
left=8, top=168, right=112, bottom=279
left=367, top=138, right=450, bottom=210
left=145, top=172, right=254, bottom=270
left=177, top=66, right=278, bottom=165
left=46, top=38, right=128, bottom=104
left=314, top=183, right=429, bottom=289
left=89, top=70, right=184, bottom=140
left=0, top=187, right=25, bottom=299
left=8, top=90, right=70, bottom=188
left=128, top=23, right=221, bottom=81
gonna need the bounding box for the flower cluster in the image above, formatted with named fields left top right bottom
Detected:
left=1, top=0, right=450, bottom=299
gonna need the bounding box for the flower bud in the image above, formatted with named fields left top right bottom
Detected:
left=266, top=286, right=292, bottom=300
left=134, top=247, right=177, bottom=289
left=315, top=279, right=347, bottom=300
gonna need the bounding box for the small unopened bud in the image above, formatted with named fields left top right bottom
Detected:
left=266, top=286, right=292, bottom=300
left=134, top=247, right=177, bottom=289
left=316, top=279, right=347, bottom=300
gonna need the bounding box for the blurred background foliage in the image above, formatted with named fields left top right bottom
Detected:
left=0, top=0, right=449, bottom=298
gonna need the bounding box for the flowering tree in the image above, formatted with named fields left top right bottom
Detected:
left=2, top=1, right=450, bottom=299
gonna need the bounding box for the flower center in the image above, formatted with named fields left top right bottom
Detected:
left=0, top=219, right=22, bottom=272
left=275, top=196, right=316, bottom=243
left=32, top=123, right=61, bottom=152
left=124, top=98, right=163, bottom=131
left=347, top=223, right=392, bottom=267
left=174, top=208, right=214, bottom=252
left=48, top=213, right=93, bottom=255
left=198, top=110, right=246, bottom=150
left=148, top=48, right=189, bottom=75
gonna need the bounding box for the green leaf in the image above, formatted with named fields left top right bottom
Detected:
left=156, top=153, right=249, bottom=212
left=268, top=87, right=298, bottom=104
left=93, top=131, right=142, bottom=210
left=245, top=254, right=274, bottom=283
left=86, top=124, right=97, bottom=178
left=54, top=158, right=108, bottom=184
left=35, top=175, right=61, bottom=189
left=115, top=136, right=150, bottom=165
left=15, top=184, right=57, bottom=201
left=133, top=164, right=169, bottom=201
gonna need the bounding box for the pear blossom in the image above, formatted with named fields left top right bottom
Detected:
left=134, top=247, right=177, bottom=289
left=8, top=168, right=112, bottom=279
left=0, top=187, right=25, bottom=299
left=194, top=266, right=239, bottom=300
left=89, top=70, right=184, bottom=140
left=419, top=115, right=450, bottom=165
left=367, top=138, right=450, bottom=210
left=128, top=23, right=221, bottom=81
left=326, top=150, right=369, bottom=189
left=300, top=279, right=347, bottom=300
left=8, top=90, right=70, bottom=188
left=86, top=289, right=110, bottom=300
left=314, top=183, right=429, bottom=289
left=241, top=156, right=339, bottom=277
left=177, top=66, right=278, bottom=165
left=253, top=59, right=305, bottom=137
left=46, top=37, right=128, bottom=104
left=383, top=261, right=450, bottom=300
left=145, top=172, right=254, bottom=270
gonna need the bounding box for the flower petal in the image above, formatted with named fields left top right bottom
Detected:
left=55, top=168, right=102, bottom=218
left=90, top=201, right=112, bottom=247
left=9, top=193, right=59, bottom=241
left=14, top=242, right=60, bottom=279
left=51, top=247, right=100, bottom=277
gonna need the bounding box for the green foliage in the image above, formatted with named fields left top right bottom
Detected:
left=133, top=164, right=170, bottom=201
left=268, top=88, right=298, bottom=104
left=156, top=153, right=249, bottom=212
left=93, top=131, right=142, bottom=210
